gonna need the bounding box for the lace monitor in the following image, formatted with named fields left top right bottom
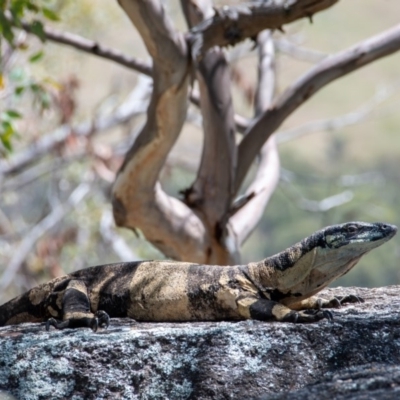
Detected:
left=0, top=221, right=397, bottom=331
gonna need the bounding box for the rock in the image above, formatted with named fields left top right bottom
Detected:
left=259, top=364, right=400, bottom=400
left=0, top=286, right=399, bottom=400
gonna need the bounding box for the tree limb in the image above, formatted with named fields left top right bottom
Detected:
left=15, top=17, right=255, bottom=135
left=230, top=30, right=280, bottom=245
left=0, top=78, right=151, bottom=177
left=113, top=0, right=212, bottom=262
left=235, top=23, right=400, bottom=192
left=17, top=18, right=152, bottom=76
left=277, top=82, right=400, bottom=143
left=182, top=0, right=237, bottom=242
left=189, top=0, right=339, bottom=60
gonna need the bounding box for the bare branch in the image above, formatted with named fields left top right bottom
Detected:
left=16, top=18, right=152, bottom=76
left=274, top=37, right=327, bottom=63
left=281, top=173, right=354, bottom=212
left=15, top=16, right=255, bottom=136
left=112, top=0, right=215, bottom=262
left=0, top=182, right=90, bottom=291
left=235, top=23, right=400, bottom=193
left=230, top=30, right=280, bottom=245
left=190, top=88, right=250, bottom=133
left=189, top=0, right=339, bottom=60
left=0, top=79, right=150, bottom=177
left=182, top=0, right=237, bottom=234
left=277, top=83, right=400, bottom=143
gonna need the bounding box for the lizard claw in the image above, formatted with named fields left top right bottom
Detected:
left=45, top=311, right=110, bottom=331
left=337, top=294, right=364, bottom=305
left=297, top=309, right=333, bottom=323
left=323, top=294, right=364, bottom=309
left=95, top=310, right=110, bottom=329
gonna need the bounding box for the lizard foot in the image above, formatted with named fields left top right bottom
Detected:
left=46, top=310, right=110, bottom=332
left=321, top=295, right=364, bottom=309
left=283, top=309, right=333, bottom=323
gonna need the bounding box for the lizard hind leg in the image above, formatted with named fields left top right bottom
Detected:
left=46, top=280, right=110, bottom=331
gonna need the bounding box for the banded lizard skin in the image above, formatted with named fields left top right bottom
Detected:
left=0, top=221, right=396, bottom=331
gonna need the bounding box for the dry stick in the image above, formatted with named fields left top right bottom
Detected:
left=235, top=23, right=400, bottom=193
left=0, top=182, right=90, bottom=291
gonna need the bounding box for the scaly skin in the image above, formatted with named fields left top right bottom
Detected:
left=0, top=221, right=396, bottom=330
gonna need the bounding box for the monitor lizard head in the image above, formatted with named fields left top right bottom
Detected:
left=256, top=221, right=397, bottom=302
left=304, top=221, right=397, bottom=293
left=322, top=221, right=397, bottom=252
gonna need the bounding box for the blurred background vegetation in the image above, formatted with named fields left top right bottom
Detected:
left=0, top=0, right=399, bottom=302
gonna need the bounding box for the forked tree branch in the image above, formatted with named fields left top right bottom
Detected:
left=235, top=23, right=400, bottom=193
left=112, top=0, right=212, bottom=262
left=230, top=30, right=280, bottom=246
left=189, top=0, right=339, bottom=60
left=16, top=17, right=253, bottom=134
left=182, top=0, right=237, bottom=244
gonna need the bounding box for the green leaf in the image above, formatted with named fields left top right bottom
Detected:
left=30, top=20, right=45, bottom=42
left=26, top=3, right=40, bottom=13
left=42, top=7, right=59, bottom=21
left=39, top=90, right=51, bottom=109
left=30, top=82, right=40, bottom=92
left=1, top=120, right=13, bottom=132
left=29, top=50, right=44, bottom=63
left=0, top=11, right=15, bottom=44
left=15, top=85, right=26, bottom=95
left=1, top=134, right=13, bottom=152
left=5, top=109, right=22, bottom=119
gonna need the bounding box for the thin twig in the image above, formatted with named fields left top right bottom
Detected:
left=18, top=19, right=152, bottom=76
left=0, top=78, right=151, bottom=177
left=236, top=23, right=400, bottom=192
left=277, top=83, right=400, bottom=143
left=0, top=182, right=91, bottom=291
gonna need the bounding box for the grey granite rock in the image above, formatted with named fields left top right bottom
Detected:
left=0, top=286, right=399, bottom=400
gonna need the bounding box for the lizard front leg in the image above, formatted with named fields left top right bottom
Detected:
left=46, top=280, right=110, bottom=331
left=237, top=297, right=332, bottom=323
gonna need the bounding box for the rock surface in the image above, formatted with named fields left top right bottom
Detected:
left=0, top=286, right=399, bottom=400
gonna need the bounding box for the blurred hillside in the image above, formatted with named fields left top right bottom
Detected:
left=0, top=0, right=399, bottom=301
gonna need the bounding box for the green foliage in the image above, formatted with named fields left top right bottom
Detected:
left=0, top=108, right=21, bottom=152
left=0, top=0, right=60, bottom=45
left=0, top=0, right=60, bottom=154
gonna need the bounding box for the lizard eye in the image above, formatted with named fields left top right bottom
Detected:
left=346, top=225, right=357, bottom=233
